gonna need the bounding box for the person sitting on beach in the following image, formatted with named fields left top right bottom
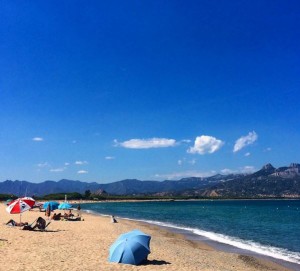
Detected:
left=62, top=210, right=74, bottom=219
left=22, top=217, right=49, bottom=231
left=111, top=215, right=117, bottom=223
left=32, top=217, right=46, bottom=230
left=6, top=219, right=28, bottom=227
left=51, top=212, right=62, bottom=220
left=68, top=209, right=74, bottom=217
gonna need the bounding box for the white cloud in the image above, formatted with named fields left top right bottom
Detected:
left=189, top=159, right=197, bottom=165
left=233, top=131, right=258, bottom=152
left=156, top=165, right=256, bottom=180
left=115, top=138, right=177, bottom=149
left=32, top=137, right=43, bottom=142
left=77, top=170, right=88, bottom=174
left=264, top=147, right=272, bottom=152
left=187, top=135, right=224, bottom=154
left=241, top=166, right=255, bottom=173
left=105, top=156, right=115, bottom=160
left=245, top=152, right=251, bottom=157
left=37, top=162, right=49, bottom=168
left=221, top=168, right=237, bottom=175
left=155, top=170, right=217, bottom=180
left=177, top=157, right=196, bottom=166
left=64, top=162, right=70, bottom=166
left=221, top=166, right=255, bottom=175
left=75, top=161, right=88, bottom=165
left=50, top=167, right=66, bottom=172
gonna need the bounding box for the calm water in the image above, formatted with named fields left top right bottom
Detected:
left=82, top=199, right=300, bottom=265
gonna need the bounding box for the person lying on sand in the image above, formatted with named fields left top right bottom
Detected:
left=6, top=219, right=28, bottom=227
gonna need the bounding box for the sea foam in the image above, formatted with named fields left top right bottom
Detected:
left=120, top=216, right=300, bottom=265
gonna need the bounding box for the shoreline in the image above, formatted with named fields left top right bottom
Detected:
left=84, top=209, right=300, bottom=271
left=0, top=203, right=294, bottom=271
left=155, top=220, right=300, bottom=271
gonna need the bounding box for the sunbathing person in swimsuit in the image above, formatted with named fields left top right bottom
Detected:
left=6, top=219, right=28, bottom=227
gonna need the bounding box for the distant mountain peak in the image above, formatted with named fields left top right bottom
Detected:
left=262, top=163, right=275, bottom=170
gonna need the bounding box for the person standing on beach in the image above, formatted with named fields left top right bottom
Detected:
left=77, top=204, right=81, bottom=217
left=45, top=204, right=51, bottom=220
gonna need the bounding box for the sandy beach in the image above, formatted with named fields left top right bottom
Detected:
left=0, top=203, right=291, bottom=271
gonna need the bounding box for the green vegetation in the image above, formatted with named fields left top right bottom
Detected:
left=84, top=190, right=91, bottom=199
left=32, top=193, right=300, bottom=201
left=1, top=190, right=299, bottom=202
left=0, top=194, right=17, bottom=201
left=34, top=192, right=84, bottom=201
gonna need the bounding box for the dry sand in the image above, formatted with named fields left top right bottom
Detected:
left=0, top=203, right=291, bottom=271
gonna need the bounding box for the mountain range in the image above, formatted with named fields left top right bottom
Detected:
left=187, top=163, right=300, bottom=198
left=0, top=163, right=300, bottom=198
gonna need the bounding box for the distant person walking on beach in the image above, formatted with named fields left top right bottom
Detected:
left=77, top=203, right=81, bottom=216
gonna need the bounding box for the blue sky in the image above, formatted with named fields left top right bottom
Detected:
left=1, top=1, right=300, bottom=183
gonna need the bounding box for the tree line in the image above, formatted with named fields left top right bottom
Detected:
left=1, top=191, right=295, bottom=202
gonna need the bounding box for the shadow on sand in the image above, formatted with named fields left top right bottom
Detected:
left=142, top=259, right=171, bottom=266
left=21, top=229, right=63, bottom=233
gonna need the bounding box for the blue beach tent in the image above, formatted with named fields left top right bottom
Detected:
left=58, top=202, right=72, bottom=210
left=109, top=229, right=151, bottom=265
left=43, top=201, right=59, bottom=211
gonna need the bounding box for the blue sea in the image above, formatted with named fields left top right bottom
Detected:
left=82, top=199, right=300, bottom=268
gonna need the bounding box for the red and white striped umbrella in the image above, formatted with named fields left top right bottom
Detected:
left=6, top=197, right=35, bottom=214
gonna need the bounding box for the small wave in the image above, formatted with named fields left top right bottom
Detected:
left=82, top=209, right=300, bottom=265
left=120, top=216, right=300, bottom=265
left=84, top=209, right=110, bottom=217
left=191, top=228, right=300, bottom=265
